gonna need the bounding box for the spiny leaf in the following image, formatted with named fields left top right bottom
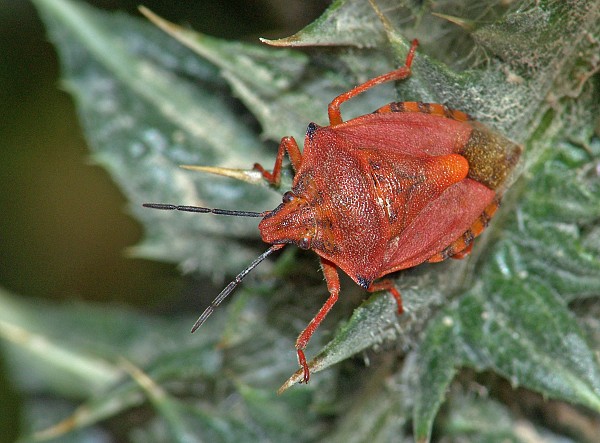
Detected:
left=411, top=69, right=600, bottom=440
left=413, top=275, right=600, bottom=441
left=261, top=0, right=386, bottom=48
left=32, top=0, right=281, bottom=277
left=257, top=1, right=600, bottom=440
left=139, top=6, right=312, bottom=142
left=24, top=0, right=600, bottom=441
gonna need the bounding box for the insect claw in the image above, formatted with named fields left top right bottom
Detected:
left=297, top=349, right=310, bottom=383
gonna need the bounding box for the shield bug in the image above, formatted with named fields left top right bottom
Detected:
left=144, top=39, right=521, bottom=384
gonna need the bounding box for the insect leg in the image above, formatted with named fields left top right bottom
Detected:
left=253, top=136, right=302, bottom=186
left=327, top=39, right=419, bottom=126
left=367, top=280, right=403, bottom=314
left=295, top=258, right=340, bottom=383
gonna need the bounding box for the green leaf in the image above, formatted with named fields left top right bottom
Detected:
left=254, top=0, right=600, bottom=438
left=32, top=0, right=282, bottom=277
left=261, top=0, right=386, bottom=48
left=23, top=0, right=600, bottom=441
left=138, top=6, right=396, bottom=143
left=0, top=288, right=130, bottom=398
left=282, top=0, right=600, bottom=368
left=443, top=393, right=577, bottom=442
left=324, top=368, right=410, bottom=443
left=413, top=277, right=600, bottom=441
left=277, top=280, right=448, bottom=390
left=411, top=80, right=600, bottom=443
left=0, top=283, right=322, bottom=441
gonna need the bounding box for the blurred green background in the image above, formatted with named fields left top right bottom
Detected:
left=0, top=1, right=325, bottom=440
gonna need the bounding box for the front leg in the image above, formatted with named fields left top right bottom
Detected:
left=295, top=258, right=340, bottom=383
left=253, top=136, right=303, bottom=186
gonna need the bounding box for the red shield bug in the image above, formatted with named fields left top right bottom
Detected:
left=144, top=39, right=522, bottom=384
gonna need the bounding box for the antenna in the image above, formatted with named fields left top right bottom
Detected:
left=142, top=202, right=283, bottom=332
left=190, top=244, right=284, bottom=333
left=143, top=203, right=267, bottom=218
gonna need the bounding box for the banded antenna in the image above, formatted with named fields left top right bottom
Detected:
left=142, top=202, right=282, bottom=332
left=142, top=203, right=268, bottom=218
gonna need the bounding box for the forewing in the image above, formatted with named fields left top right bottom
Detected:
left=334, top=112, right=473, bottom=157
left=381, top=179, right=495, bottom=273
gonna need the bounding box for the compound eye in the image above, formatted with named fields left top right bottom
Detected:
left=282, top=191, right=295, bottom=203
left=298, top=236, right=311, bottom=250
